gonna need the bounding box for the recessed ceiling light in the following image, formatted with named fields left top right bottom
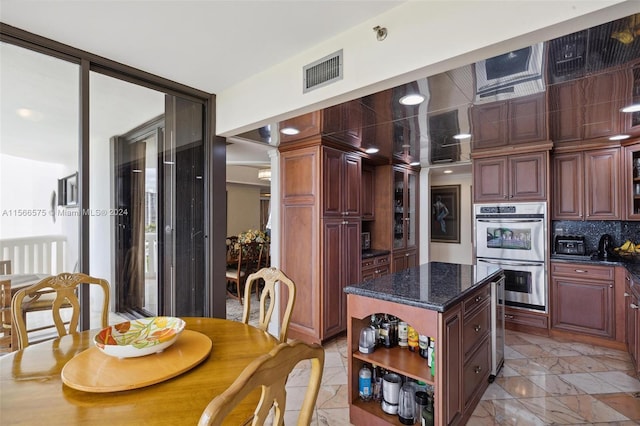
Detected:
left=280, top=127, right=300, bottom=135
left=453, top=133, right=471, bottom=140
left=621, top=104, right=640, bottom=113
left=609, top=134, right=630, bottom=141
left=365, top=147, right=379, bottom=154
left=399, top=94, right=425, bottom=106
left=16, top=108, right=32, bottom=118
left=443, top=169, right=453, bottom=174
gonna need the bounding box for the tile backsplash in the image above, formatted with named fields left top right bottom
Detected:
left=552, top=220, right=640, bottom=254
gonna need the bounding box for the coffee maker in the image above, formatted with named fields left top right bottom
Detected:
left=597, top=234, right=613, bottom=259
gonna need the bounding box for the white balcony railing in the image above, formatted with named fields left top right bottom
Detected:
left=0, top=235, right=67, bottom=274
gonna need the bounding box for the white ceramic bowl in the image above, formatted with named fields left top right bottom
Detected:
left=94, top=316, right=186, bottom=358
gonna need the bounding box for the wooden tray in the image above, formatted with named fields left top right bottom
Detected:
left=61, top=329, right=212, bottom=392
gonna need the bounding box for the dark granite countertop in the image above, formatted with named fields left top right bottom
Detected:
left=361, top=249, right=391, bottom=259
left=344, top=261, right=503, bottom=312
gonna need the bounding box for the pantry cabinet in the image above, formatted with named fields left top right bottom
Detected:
left=551, top=147, right=620, bottom=220
left=279, top=142, right=363, bottom=343
left=473, top=151, right=547, bottom=202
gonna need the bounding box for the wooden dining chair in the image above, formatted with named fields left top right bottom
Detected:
left=197, top=340, right=325, bottom=426
left=242, top=267, right=296, bottom=343
left=0, top=260, right=12, bottom=275
left=226, top=241, right=261, bottom=305
left=0, top=279, right=11, bottom=352
left=11, top=272, right=110, bottom=349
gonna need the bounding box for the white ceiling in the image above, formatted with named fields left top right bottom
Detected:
left=0, top=0, right=404, bottom=169
left=0, top=0, right=404, bottom=95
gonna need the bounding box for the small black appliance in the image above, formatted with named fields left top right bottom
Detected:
left=597, top=234, right=614, bottom=259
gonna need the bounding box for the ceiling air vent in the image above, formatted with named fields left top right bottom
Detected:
left=303, top=49, right=343, bottom=93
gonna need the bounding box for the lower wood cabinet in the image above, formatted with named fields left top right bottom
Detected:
left=625, top=275, right=640, bottom=374
left=361, top=254, right=390, bottom=281
left=551, top=262, right=615, bottom=339
left=392, top=248, right=417, bottom=272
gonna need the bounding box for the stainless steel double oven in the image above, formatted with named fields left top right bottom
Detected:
left=474, top=202, right=547, bottom=312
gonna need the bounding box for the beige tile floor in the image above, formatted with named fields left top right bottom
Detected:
left=281, top=330, right=640, bottom=425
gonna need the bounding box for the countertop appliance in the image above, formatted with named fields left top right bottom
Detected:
left=598, top=234, right=614, bottom=259
left=554, top=235, right=586, bottom=256
left=474, top=202, right=547, bottom=312
left=489, top=274, right=505, bottom=382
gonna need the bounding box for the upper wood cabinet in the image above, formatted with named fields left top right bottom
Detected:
left=322, top=147, right=361, bottom=217
left=473, top=151, right=547, bottom=202
left=470, top=93, right=547, bottom=150
left=549, top=69, right=626, bottom=143
left=552, top=147, right=621, bottom=220
left=623, top=142, right=640, bottom=220
left=279, top=100, right=372, bottom=150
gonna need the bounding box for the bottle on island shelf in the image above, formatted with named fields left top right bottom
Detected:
left=359, top=364, right=372, bottom=401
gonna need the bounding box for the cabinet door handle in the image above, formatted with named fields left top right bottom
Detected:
left=574, top=269, right=587, bottom=273
left=626, top=276, right=631, bottom=282
left=474, top=366, right=482, bottom=374
left=609, top=284, right=613, bottom=288
left=475, top=296, right=482, bottom=302
left=474, top=325, right=481, bottom=332
left=505, top=314, right=515, bottom=319
left=631, top=303, right=639, bottom=310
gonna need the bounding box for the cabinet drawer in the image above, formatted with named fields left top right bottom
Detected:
left=463, top=336, right=491, bottom=409
left=361, top=258, right=375, bottom=268
left=463, top=285, right=491, bottom=315
left=463, top=304, right=490, bottom=358
left=505, top=307, right=548, bottom=329
left=551, top=262, right=614, bottom=280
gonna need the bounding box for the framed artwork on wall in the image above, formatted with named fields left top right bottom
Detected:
left=431, top=185, right=460, bottom=243
left=58, top=172, right=78, bottom=207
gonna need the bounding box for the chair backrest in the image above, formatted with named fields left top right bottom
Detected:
left=11, top=272, right=110, bottom=349
left=242, top=267, right=296, bottom=343
left=238, top=241, right=262, bottom=275
left=0, top=260, right=11, bottom=275
left=198, top=340, right=324, bottom=426
left=225, top=236, right=239, bottom=264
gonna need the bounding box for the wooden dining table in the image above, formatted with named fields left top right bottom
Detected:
left=0, top=317, right=278, bottom=425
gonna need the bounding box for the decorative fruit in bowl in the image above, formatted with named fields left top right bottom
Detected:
left=94, top=316, right=186, bottom=358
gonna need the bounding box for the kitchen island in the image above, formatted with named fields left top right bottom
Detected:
left=344, top=262, right=503, bottom=426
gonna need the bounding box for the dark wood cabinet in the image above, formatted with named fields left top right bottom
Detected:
left=322, top=218, right=361, bottom=337
left=473, top=151, right=547, bottom=202
left=370, top=165, right=419, bottom=273
left=551, top=263, right=615, bottom=339
left=624, top=276, right=640, bottom=374
left=552, top=147, right=620, bottom=220
left=470, top=93, right=547, bottom=150
left=361, top=254, right=390, bottom=281
left=279, top=142, right=362, bottom=343
left=361, top=164, right=375, bottom=220
left=623, top=142, right=640, bottom=220
left=392, top=248, right=417, bottom=273
left=442, top=305, right=463, bottom=426
left=623, top=63, right=640, bottom=137
left=549, top=69, right=626, bottom=143
left=278, top=100, right=368, bottom=149
left=322, top=147, right=361, bottom=217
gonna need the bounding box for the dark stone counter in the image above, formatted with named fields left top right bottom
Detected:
left=344, top=261, right=502, bottom=312
left=361, top=249, right=391, bottom=259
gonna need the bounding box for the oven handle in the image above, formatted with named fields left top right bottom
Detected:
left=478, top=259, right=544, bottom=268
left=476, top=219, right=543, bottom=223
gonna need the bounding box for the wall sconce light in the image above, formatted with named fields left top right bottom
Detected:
left=258, top=168, right=272, bottom=181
